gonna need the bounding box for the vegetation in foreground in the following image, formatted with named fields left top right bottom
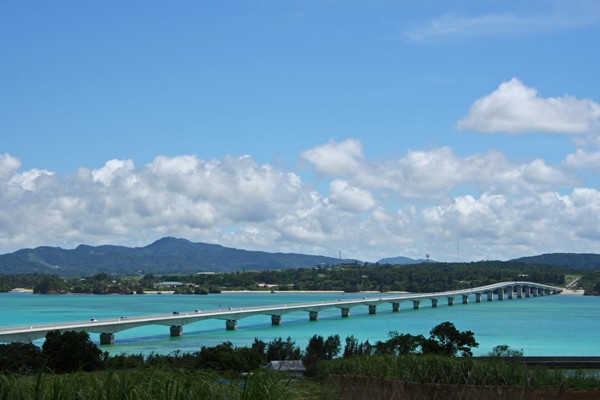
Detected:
left=1, top=323, right=599, bottom=399
left=0, top=369, right=299, bottom=400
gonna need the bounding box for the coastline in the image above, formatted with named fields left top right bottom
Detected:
left=10, top=288, right=33, bottom=293
left=9, top=288, right=585, bottom=295
left=559, top=289, right=585, bottom=295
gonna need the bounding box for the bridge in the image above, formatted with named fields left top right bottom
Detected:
left=0, top=281, right=562, bottom=345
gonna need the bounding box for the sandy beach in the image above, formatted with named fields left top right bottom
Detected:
left=559, top=288, right=585, bottom=295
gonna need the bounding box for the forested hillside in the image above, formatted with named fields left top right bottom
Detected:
left=512, top=253, right=600, bottom=269
left=0, top=237, right=354, bottom=276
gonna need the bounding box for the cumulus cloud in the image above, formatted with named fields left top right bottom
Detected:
left=457, top=78, right=600, bottom=134
left=0, top=140, right=598, bottom=262
left=328, top=179, right=377, bottom=212
left=303, top=141, right=574, bottom=198
left=301, top=139, right=364, bottom=176
left=562, top=149, right=600, bottom=171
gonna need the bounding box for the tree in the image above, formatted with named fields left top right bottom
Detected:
left=196, top=341, right=262, bottom=372
left=265, top=337, right=301, bottom=362
left=343, top=335, right=373, bottom=358
left=375, top=331, right=424, bottom=356
left=421, top=321, right=478, bottom=357
left=33, top=275, right=68, bottom=294
left=0, top=342, right=44, bottom=374
left=252, top=338, right=267, bottom=360
left=303, top=334, right=340, bottom=376
left=42, top=330, right=104, bottom=373
left=488, top=344, right=524, bottom=358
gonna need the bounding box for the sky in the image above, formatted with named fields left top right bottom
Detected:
left=2, top=0, right=600, bottom=263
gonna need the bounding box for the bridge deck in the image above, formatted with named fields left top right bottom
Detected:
left=0, top=281, right=562, bottom=344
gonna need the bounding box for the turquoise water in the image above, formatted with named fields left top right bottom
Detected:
left=1, top=292, right=599, bottom=357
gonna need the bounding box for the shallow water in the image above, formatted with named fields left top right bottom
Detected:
left=1, top=291, right=598, bottom=357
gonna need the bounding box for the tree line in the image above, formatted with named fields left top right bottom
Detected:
left=0, top=321, right=480, bottom=376
left=0, top=260, right=569, bottom=294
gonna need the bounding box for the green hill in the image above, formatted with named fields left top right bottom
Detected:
left=0, top=237, right=356, bottom=276
left=511, top=253, right=600, bottom=269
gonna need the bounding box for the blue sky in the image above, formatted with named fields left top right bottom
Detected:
left=2, top=1, right=600, bottom=262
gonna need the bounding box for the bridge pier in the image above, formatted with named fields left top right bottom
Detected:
left=226, top=320, right=238, bottom=330
left=341, top=308, right=350, bottom=317
left=368, top=305, right=377, bottom=315
left=431, top=299, right=438, bottom=308
left=524, top=286, right=531, bottom=298
left=487, top=291, right=494, bottom=302
left=462, top=295, right=469, bottom=304
left=170, top=325, right=183, bottom=337
left=392, top=302, right=400, bottom=312
left=532, top=287, right=538, bottom=297
left=271, top=315, right=282, bottom=325
left=475, top=293, right=482, bottom=303
left=507, top=286, right=514, bottom=299
left=497, top=289, right=505, bottom=301
left=309, top=311, right=319, bottom=321
left=447, top=297, right=454, bottom=306
left=99, top=333, right=115, bottom=345
left=413, top=300, right=420, bottom=310
left=516, top=286, right=523, bottom=298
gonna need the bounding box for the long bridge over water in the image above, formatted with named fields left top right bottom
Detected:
left=0, top=281, right=562, bottom=345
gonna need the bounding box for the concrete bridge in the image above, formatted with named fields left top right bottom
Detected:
left=0, top=281, right=562, bottom=345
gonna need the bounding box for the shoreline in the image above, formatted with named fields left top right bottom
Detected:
left=559, top=289, right=585, bottom=295
left=9, top=288, right=586, bottom=296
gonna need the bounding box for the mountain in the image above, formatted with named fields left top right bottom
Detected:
left=377, top=256, right=432, bottom=265
left=0, top=237, right=358, bottom=276
left=511, top=253, right=600, bottom=269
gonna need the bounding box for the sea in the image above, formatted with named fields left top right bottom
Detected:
left=1, top=291, right=598, bottom=357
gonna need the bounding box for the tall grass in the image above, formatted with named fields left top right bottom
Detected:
left=319, top=354, right=600, bottom=389
left=0, top=368, right=297, bottom=400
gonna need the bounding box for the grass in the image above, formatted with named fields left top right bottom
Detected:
left=0, top=368, right=300, bottom=400
left=319, top=354, right=600, bottom=389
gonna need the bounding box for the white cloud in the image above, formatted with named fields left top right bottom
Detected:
left=92, top=159, right=136, bottom=186
left=457, top=78, right=600, bottom=134
left=303, top=141, right=574, bottom=198
left=0, top=141, right=598, bottom=263
left=562, top=149, right=600, bottom=171
left=328, top=179, right=377, bottom=212
left=0, top=153, right=21, bottom=181
left=301, top=139, right=364, bottom=176
left=405, top=4, right=600, bottom=43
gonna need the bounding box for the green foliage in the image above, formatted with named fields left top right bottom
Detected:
left=375, top=331, right=425, bottom=356
left=421, top=321, right=479, bottom=357
left=343, top=335, right=373, bottom=358
left=0, top=258, right=571, bottom=294
left=0, top=342, right=44, bottom=374
left=264, top=337, right=302, bottom=362
left=33, top=275, right=69, bottom=294
left=0, top=368, right=299, bottom=400
left=302, top=334, right=341, bottom=376
left=488, top=344, right=524, bottom=358
left=580, top=270, right=600, bottom=295
left=41, top=330, right=104, bottom=373
left=319, top=354, right=600, bottom=389
left=343, top=322, right=478, bottom=359
left=514, top=253, right=600, bottom=269
left=195, top=342, right=263, bottom=372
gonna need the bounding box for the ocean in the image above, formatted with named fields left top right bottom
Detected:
left=1, top=291, right=598, bottom=357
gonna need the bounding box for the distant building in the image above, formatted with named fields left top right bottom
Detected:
left=264, top=360, right=306, bottom=376
left=155, top=281, right=186, bottom=288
